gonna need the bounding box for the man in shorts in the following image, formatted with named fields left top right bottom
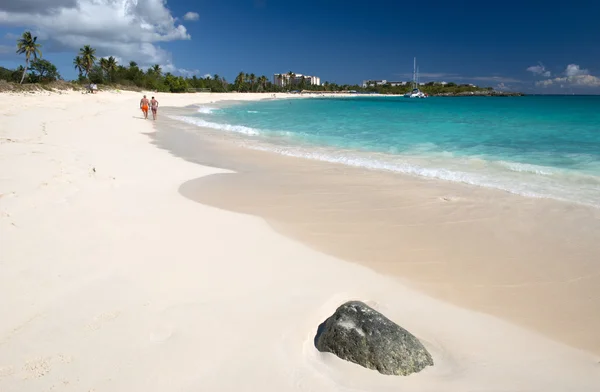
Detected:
left=150, top=96, right=159, bottom=121
left=140, top=95, right=149, bottom=119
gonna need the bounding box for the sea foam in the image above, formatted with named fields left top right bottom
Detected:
left=170, top=115, right=261, bottom=136
left=195, top=106, right=216, bottom=114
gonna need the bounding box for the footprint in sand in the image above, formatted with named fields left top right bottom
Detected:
left=23, top=357, right=51, bottom=379
left=85, top=311, right=121, bottom=331
left=440, top=195, right=462, bottom=202
left=149, top=324, right=174, bottom=343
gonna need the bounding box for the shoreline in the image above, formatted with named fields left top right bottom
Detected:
left=2, top=91, right=599, bottom=391
left=158, top=102, right=600, bottom=355
left=166, top=96, right=600, bottom=210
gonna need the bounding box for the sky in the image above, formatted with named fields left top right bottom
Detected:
left=1, top=0, right=599, bottom=93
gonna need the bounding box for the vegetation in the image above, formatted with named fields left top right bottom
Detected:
left=3, top=30, right=509, bottom=95
left=16, top=31, right=42, bottom=84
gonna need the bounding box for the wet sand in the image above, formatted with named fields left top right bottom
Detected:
left=155, top=105, right=600, bottom=355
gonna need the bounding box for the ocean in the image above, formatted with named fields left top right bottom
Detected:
left=171, top=96, right=600, bottom=208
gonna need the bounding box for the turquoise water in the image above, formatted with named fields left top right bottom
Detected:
left=171, top=96, right=600, bottom=207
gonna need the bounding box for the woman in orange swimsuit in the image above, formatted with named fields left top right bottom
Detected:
left=140, top=95, right=150, bottom=119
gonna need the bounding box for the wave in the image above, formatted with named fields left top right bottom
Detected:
left=244, top=144, right=600, bottom=208
left=496, top=161, right=557, bottom=176
left=195, top=106, right=217, bottom=114
left=168, top=116, right=600, bottom=208
left=169, top=115, right=261, bottom=136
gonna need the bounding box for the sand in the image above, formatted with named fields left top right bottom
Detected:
left=153, top=114, right=600, bottom=355
left=1, top=90, right=599, bottom=392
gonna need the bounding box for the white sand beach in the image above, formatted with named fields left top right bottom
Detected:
left=1, top=90, right=599, bottom=392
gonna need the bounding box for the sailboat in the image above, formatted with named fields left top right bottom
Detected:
left=404, top=57, right=428, bottom=98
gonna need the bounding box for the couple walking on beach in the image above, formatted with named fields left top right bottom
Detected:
left=140, top=95, right=159, bottom=120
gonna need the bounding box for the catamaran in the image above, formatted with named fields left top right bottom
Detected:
left=404, top=57, right=428, bottom=98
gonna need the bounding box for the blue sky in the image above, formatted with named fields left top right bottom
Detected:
left=1, top=0, right=599, bottom=93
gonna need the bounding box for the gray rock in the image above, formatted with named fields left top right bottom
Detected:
left=314, top=301, right=433, bottom=376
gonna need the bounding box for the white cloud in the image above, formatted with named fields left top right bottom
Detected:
left=536, top=75, right=600, bottom=88
left=4, top=32, right=19, bottom=40
left=183, top=12, right=199, bottom=21
left=496, top=82, right=510, bottom=91
left=0, top=0, right=191, bottom=70
left=536, top=64, right=600, bottom=88
left=159, top=63, right=199, bottom=77
left=564, top=64, right=589, bottom=77
left=526, top=63, right=551, bottom=77
left=203, top=73, right=211, bottom=78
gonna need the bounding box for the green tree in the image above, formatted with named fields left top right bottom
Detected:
left=105, top=56, right=118, bottom=82
left=235, top=71, right=245, bottom=91
left=88, top=65, right=105, bottom=84
left=164, top=73, right=188, bottom=92
left=16, top=31, right=42, bottom=84
left=99, top=57, right=108, bottom=81
left=151, top=64, right=162, bottom=77
left=257, top=75, right=268, bottom=91
left=29, top=59, right=61, bottom=82
left=73, top=56, right=84, bottom=78
left=298, top=76, right=306, bottom=90
left=249, top=73, right=256, bottom=92
left=0, top=66, right=12, bottom=81
left=286, top=71, right=296, bottom=90
left=78, top=45, right=97, bottom=78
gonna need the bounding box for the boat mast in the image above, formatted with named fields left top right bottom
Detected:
left=413, top=57, right=417, bottom=89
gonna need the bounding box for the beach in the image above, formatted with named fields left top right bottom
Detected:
left=1, top=90, right=599, bottom=392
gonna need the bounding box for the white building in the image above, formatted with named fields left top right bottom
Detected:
left=362, top=80, right=407, bottom=87
left=362, top=80, right=387, bottom=87
left=273, top=73, right=321, bottom=87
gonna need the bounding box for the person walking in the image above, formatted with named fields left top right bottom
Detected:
left=150, top=96, right=159, bottom=121
left=140, top=95, right=150, bottom=119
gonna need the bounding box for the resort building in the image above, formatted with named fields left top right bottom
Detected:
left=273, top=73, right=321, bottom=87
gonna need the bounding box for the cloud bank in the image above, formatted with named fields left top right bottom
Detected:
left=0, top=0, right=192, bottom=73
left=536, top=64, right=600, bottom=88
left=394, top=72, right=521, bottom=83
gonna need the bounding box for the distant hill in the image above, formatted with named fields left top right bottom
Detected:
left=0, top=66, right=15, bottom=81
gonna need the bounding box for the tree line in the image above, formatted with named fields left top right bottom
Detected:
left=2, top=31, right=495, bottom=95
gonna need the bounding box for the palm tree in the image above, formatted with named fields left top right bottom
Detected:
left=78, top=45, right=97, bottom=78
left=235, top=71, right=245, bottom=91
left=105, top=56, right=118, bottom=82
left=73, top=56, right=84, bottom=78
left=287, top=71, right=295, bottom=90
left=99, top=57, right=108, bottom=80
left=151, top=64, right=162, bottom=77
left=16, top=31, right=42, bottom=84
left=257, top=75, right=267, bottom=91
left=249, top=73, right=256, bottom=92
